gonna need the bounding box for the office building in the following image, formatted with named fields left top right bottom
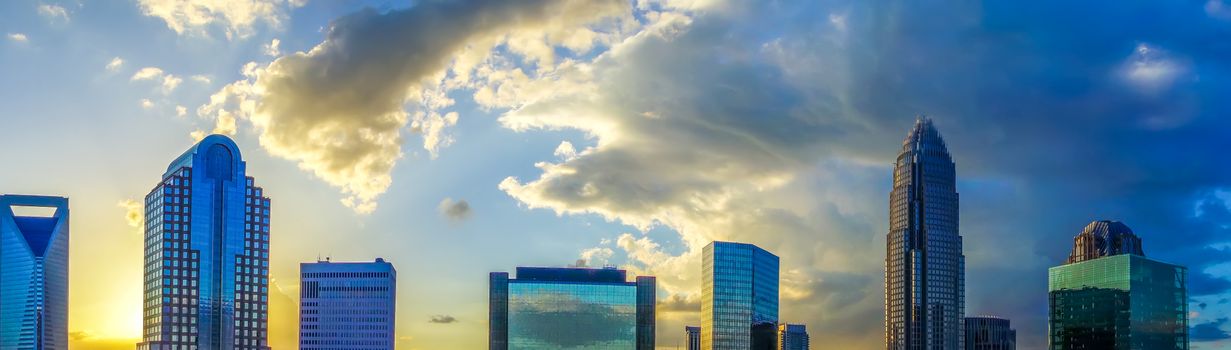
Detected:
left=489, top=267, right=655, bottom=349
left=687, top=326, right=701, bottom=350
left=702, top=241, right=779, bottom=350
left=964, top=316, right=1015, bottom=350
left=0, top=195, right=69, bottom=349
left=300, top=258, right=397, bottom=349
left=885, top=117, right=965, bottom=350
left=1048, top=220, right=1187, bottom=350
left=138, top=134, right=271, bottom=350
left=778, top=324, right=808, bottom=350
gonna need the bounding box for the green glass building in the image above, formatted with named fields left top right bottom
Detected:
left=1047, top=221, right=1187, bottom=350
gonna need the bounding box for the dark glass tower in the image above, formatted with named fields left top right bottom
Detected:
left=0, top=195, right=69, bottom=349
left=964, top=317, right=1015, bottom=350
left=1048, top=220, right=1187, bottom=350
left=702, top=241, right=779, bottom=350
left=489, top=267, right=656, bottom=349
left=886, top=117, right=965, bottom=350
left=138, top=134, right=271, bottom=350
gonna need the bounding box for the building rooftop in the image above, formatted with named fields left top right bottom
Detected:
left=1066, top=220, right=1145, bottom=264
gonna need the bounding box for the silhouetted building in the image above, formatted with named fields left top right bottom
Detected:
left=1048, top=220, right=1187, bottom=350
left=778, top=324, right=809, bottom=350
left=687, top=326, right=701, bottom=350
left=489, top=267, right=655, bottom=349
left=702, top=241, right=779, bottom=350
left=886, top=117, right=965, bottom=350
left=0, top=195, right=69, bottom=349
left=300, top=258, right=397, bottom=349
left=138, top=135, right=271, bottom=350
left=964, top=317, right=1015, bottom=350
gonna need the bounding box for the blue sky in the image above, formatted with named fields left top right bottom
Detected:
left=3, top=0, right=1231, bottom=349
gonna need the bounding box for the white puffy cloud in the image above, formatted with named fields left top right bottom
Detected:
left=130, top=67, right=164, bottom=81
left=38, top=4, right=70, bottom=22
left=105, top=57, right=124, bottom=72
left=7, top=33, right=28, bottom=42
left=197, top=0, right=630, bottom=213
left=263, top=38, right=281, bottom=56
left=1122, top=43, right=1186, bottom=94
left=136, top=0, right=302, bottom=39
left=139, top=99, right=154, bottom=109
left=130, top=67, right=183, bottom=93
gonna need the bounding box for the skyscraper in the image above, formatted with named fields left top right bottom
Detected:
left=1048, top=220, right=1187, bottom=350
left=489, top=267, right=655, bottom=349
left=138, top=134, right=271, bottom=350
left=701, top=241, right=779, bottom=350
left=0, top=195, right=69, bottom=349
left=687, top=326, right=701, bottom=350
left=964, top=316, right=1015, bottom=350
left=777, top=324, right=809, bottom=350
left=886, top=116, right=965, bottom=350
left=300, top=258, right=397, bottom=349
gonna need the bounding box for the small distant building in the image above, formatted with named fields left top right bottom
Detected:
left=686, top=326, right=701, bottom=350
left=964, top=316, right=1015, bottom=350
left=300, top=258, right=397, bottom=350
left=489, top=267, right=655, bottom=350
left=778, top=323, right=809, bottom=350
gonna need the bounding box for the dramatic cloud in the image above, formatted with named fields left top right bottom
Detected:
left=38, top=4, right=69, bottom=22
left=487, top=1, right=1231, bottom=348
left=136, top=0, right=301, bottom=39
left=7, top=33, right=28, bottom=42
left=437, top=198, right=472, bottom=222
left=428, top=315, right=459, bottom=324
left=198, top=0, right=629, bottom=213
left=105, top=57, right=124, bottom=72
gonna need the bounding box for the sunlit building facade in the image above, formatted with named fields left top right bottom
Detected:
left=886, top=117, right=965, bottom=350
left=964, top=316, right=1015, bottom=350
left=1048, top=221, right=1187, bottom=350
left=489, top=267, right=655, bottom=350
left=702, top=241, right=779, bottom=350
left=0, top=195, right=69, bottom=350
left=138, top=134, right=271, bottom=350
left=300, top=258, right=397, bottom=350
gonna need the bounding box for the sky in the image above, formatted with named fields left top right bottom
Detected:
left=2, top=0, right=1231, bottom=349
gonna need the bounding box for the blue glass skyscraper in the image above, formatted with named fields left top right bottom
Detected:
left=701, top=241, right=779, bottom=350
left=300, top=258, right=397, bottom=349
left=0, top=195, right=69, bottom=350
left=886, top=117, right=965, bottom=350
left=489, top=267, right=656, bottom=349
left=138, top=135, right=271, bottom=350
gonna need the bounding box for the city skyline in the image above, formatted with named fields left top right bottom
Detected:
left=3, top=0, right=1231, bottom=349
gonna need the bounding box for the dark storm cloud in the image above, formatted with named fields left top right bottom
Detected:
left=1192, top=318, right=1231, bottom=342
left=429, top=315, right=459, bottom=324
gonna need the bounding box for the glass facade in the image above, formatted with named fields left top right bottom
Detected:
left=701, top=241, right=779, bottom=350
left=777, top=324, right=808, bottom=350
left=489, top=267, right=655, bottom=350
left=886, top=117, right=965, bottom=350
left=686, top=326, right=701, bottom=350
left=964, top=317, right=1015, bottom=350
left=0, top=195, right=69, bottom=350
left=300, top=259, right=397, bottom=350
left=1048, top=254, right=1187, bottom=350
left=138, top=134, right=271, bottom=350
